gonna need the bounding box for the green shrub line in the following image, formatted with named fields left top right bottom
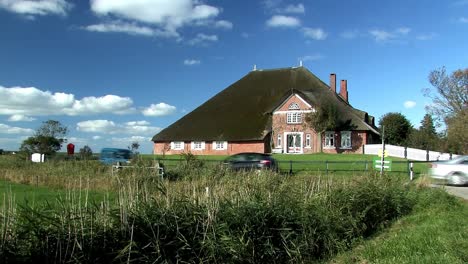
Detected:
left=2, top=171, right=423, bottom=263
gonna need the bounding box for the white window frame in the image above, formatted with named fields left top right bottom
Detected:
left=287, top=112, right=302, bottom=124
left=191, top=141, right=205, bottom=150
left=324, top=131, right=335, bottom=149
left=277, top=134, right=282, bottom=148
left=305, top=134, right=311, bottom=148
left=340, top=131, right=352, bottom=149
left=213, top=141, right=228, bottom=150
left=171, top=141, right=184, bottom=150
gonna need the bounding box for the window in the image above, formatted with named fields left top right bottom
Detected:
left=341, top=131, right=352, bottom=149
left=213, top=141, right=227, bottom=150
left=277, top=135, right=282, bottom=148
left=171, top=141, right=184, bottom=150
left=191, top=141, right=205, bottom=150
left=324, top=132, right=335, bottom=148
left=288, top=103, right=300, bottom=110
left=287, top=112, right=302, bottom=124
left=305, top=134, right=311, bottom=148
left=286, top=102, right=302, bottom=124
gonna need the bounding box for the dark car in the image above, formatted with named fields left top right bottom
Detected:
left=224, top=152, right=279, bottom=172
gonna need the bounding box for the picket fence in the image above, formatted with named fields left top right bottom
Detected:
left=363, top=144, right=459, bottom=161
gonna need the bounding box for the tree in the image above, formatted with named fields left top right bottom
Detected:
left=424, top=67, right=468, bottom=122
left=305, top=100, right=339, bottom=152
left=20, top=120, right=68, bottom=155
left=79, top=145, right=93, bottom=160
left=408, top=114, right=440, bottom=150
left=378, top=112, right=412, bottom=146
left=129, top=141, right=140, bottom=154
left=424, top=67, right=468, bottom=154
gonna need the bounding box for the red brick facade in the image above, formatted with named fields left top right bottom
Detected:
left=153, top=93, right=373, bottom=155
left=153, top=141, right=266, bottom=155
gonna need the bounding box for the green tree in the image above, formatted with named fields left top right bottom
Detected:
left=20, top=120, right=68, bottom=155
left=79, top=145, right=93, bottom=160
left=378, top=112, right=412, bottom=146
left=408, top=114, right=440, bottom=150
left=424, top=67, right=468, bottom=154
left=129, top=141, right=140, bottom=155
left=305, top=100, right=339, bottom=152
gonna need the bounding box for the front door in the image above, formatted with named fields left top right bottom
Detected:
left=286, top=133, right=302, bottom=153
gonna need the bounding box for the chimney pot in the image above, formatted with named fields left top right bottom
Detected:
left=330, top=73, right=336, bottom=93
left=340, top=80, right=349, bottom=103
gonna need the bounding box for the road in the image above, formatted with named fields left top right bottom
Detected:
left=431, top=184, right=468, bottom=200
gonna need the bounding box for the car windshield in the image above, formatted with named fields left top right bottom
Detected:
left=228, top=153, right=269, bottom=162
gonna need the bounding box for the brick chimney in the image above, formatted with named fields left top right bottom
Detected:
left=329, top=73, right=336, bottom=93
left=340, top=80, right=348, bottom=103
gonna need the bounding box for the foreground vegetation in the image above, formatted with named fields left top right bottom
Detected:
left=0, top=155, right=465, bottom=263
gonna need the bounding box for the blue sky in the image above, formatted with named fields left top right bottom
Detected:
left=0, top=0, right=467, bottom=154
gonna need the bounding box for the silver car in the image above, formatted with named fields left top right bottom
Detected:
left=429, top=155, right=468, bottom=186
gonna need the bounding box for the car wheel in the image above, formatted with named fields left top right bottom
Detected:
left=447, top=172, right=467, bottom=186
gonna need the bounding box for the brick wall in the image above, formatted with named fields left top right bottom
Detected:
left=153, top=141, right=266, bottom=155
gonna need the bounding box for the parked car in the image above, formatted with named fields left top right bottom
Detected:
left=429, top=155, right=468, bottom=186
left=223, top=152, right=279, bottom=172
left=100, top=148, right=133, bottom=165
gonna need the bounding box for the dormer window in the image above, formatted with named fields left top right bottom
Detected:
left=287, top=102, right=302, bottom=124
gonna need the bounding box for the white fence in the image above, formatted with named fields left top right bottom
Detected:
left=364, top=144, right=459, bottom=161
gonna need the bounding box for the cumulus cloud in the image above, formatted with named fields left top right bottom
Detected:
left=299, top=54, right=324, bottom=62
left=302, top=27, right=327, bottom=40
left=83, top=21, right=160, bottom=37
left=142, top=103, right=176, bottom=116
left=0, top=123, right=34, bottom=134
left=0, top=0, right=72, bottom=17
left=0, top=85, right=136, bottom=116
left=8, top=114, right=35, bottom=122
left=266, top=15, right=301, bottom=28
left=77, top=119, right=161, bottom=136
left=276, top=4, right=305, bottom=14
left=183, top=59, right=200, bottom=65
left=89, top=0, right=222, bottom=38
left=188, top=33, right=218, bottom=45
left=214, top=20, right=233, bottom=29
left=404, top=101, right=417, bottom=109
left=369, top=27, right=411, bottom=42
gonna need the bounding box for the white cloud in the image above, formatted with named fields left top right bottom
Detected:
left=83, top=21, right=160, bottom=37
left=183, top=59, right=200, bottom=65
left=396, top=27, right=411, bottom=35
left=404, top=101, right=417, bottom=109
left=266, top=15, right=301, bottom=28
left=90, top=0, right=221, bottom=37
left=0, top=123, right=34, bottom=134
left=0, top=85, right=136, bottom=116
left=302, top=27, right=327, bottom=40
left=299, top=54, right=324, bottom=61
left=416, top=33, right=437, bottom=41
left=459, top=17, right=468, bottom=23
left=8, top=114, right=35, bottom=122
left=77, top=119, right=161, bottom=136
left=0, top=0, right=72, bottom=17
left=214, top=20, right=233, bottom=29
left=92, top=135, right=101, bottom=140
left=276, top=4, right=305, bottom=14
left=126, top=121, right=150, bottom=126
left=142, top=103, right=176, bottom=116
left=188, top=33, right=218, bottom=45
left=369, top=27, right=411, bottom=42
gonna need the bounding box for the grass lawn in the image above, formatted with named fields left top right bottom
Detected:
left=327, top=189, right=468, bottom=264
left=144, top=153, right=430, bottom=177
left=0, top=180, right=114, bottom=207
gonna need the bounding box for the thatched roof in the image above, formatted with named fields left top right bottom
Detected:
left=152, top=67, right=379, bottom=142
